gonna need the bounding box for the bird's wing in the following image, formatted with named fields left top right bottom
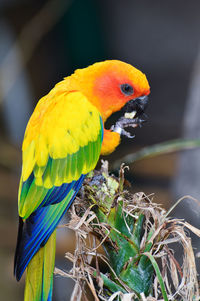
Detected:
left=18, top=90, right=103, bottom=218
left=14, top=91, right=103, bottom=280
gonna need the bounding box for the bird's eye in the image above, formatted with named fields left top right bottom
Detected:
left=120, top=83, right=134, bottom=96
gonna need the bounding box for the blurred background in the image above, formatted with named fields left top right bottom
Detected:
left=0, top=0, right=200, bottom=300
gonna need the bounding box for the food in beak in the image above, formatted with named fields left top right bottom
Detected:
left=111, top=95, right=149, bottom=138
left=124, top=110, right=137, bottom=119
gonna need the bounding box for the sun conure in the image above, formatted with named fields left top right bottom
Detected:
left=14, top=60, right=150, bottom=301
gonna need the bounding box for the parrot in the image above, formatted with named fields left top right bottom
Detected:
left=14, top=60, right=150, bottom=301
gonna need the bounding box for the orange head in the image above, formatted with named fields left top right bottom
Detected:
left=65, top=60, right=150, bottom=155
left=69, top=60, right=150, bottom=121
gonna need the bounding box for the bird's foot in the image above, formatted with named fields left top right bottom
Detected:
left=111, top=115, right=146, bottom=138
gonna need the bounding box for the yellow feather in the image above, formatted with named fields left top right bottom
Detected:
left=22, top=140, right=36, bottom=181
left=35, top=134, right=49, bottom=167
left=35, top=176, right=43, bottom=186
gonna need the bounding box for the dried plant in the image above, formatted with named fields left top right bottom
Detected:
left=55, top=161, right=200, bottom=301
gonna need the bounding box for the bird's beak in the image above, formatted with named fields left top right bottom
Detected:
left=123, top=95, right=149, bottom=120
left=111, top=95, right=149, bottom=138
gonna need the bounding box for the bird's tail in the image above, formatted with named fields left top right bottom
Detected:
left=24, top=230, right=56, bottom=301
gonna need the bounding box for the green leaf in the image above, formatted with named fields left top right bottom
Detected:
left=144, top=252, right=169, bottom=301
left=119, top=254, right=154, bottom=295
left=93, top=271, right=127, bottom=294
left=131, top=214, right=144, bottom=248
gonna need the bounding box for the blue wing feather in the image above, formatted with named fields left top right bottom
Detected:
left=42, top=181, right=74, bottom=207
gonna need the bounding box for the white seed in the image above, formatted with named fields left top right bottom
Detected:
left=124, top=111, right=137, bottom=119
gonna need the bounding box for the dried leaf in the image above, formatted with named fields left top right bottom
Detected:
left=181, top=221, right=200, bottom=237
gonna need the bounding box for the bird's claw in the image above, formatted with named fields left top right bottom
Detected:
left=121, top=128, right=135, bottom=138
left=111, top=116, right=146, bottom=138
